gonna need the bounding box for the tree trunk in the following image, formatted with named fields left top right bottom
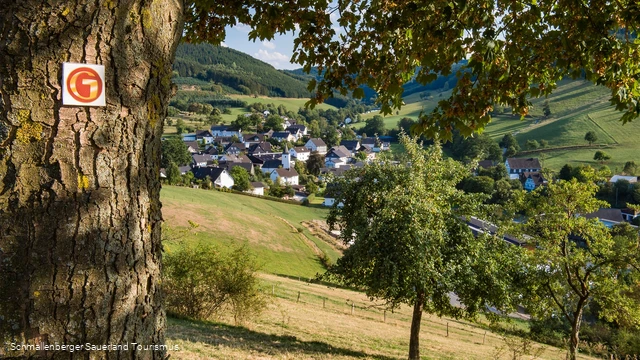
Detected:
left=0, top=1, right=183, bottom=358
left=408, top=291, right=425, bottom=360
left=568, top=308, right=583, bottom=360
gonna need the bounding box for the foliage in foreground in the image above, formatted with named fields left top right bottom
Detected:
left=163, top=243, right=267, bottom=324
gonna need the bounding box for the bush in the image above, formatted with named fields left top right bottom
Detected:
left=163, top=244, right=267, bottom=324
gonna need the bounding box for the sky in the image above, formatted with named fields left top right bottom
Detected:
left=220, top=9, right=342, bottom=70
left=221, top=25, right=300, bottom=70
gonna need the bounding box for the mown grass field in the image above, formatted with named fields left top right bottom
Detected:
left=161, top=186, right=339, bottom=279
left=160, top=187, right=602, bottom=359
left=165, top=273, right=597, bottom=360
left=354, top=80, right=640, bottom=171
left=229, top=94, right=338, bottom=111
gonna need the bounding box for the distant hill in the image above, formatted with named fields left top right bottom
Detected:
left=173, top=43, right=311, bottom=98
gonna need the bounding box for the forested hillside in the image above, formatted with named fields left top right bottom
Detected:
left=173, top=43, right=311, bottom=97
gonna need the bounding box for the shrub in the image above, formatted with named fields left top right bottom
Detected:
left=163, top=244, right=267, bottom=324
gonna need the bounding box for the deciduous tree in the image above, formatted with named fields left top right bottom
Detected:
left=230, top=166, right=251, bottom=192
left=0, top=1, right=182, bottom=356
left=517, top=176, right=640, bottom=360
left=594, top=150, right=611, bottom=163
left=325, top=135, right=521, bottom=359
left=585, top=131, right=598, bottom=145
left=162, top=137, right=192, bottom=168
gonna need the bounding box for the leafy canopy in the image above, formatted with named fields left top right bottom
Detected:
left=185, top=0, right=640, bottom=139
left=325, top=134, right=522, bottom=317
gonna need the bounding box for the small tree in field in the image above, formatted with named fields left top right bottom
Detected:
left=585, top=131, right=598, bottom=145
left=325, top=135, right=522, bottom=360
left=593, top=150, right=611, bottom=163
left=526, top=139, right=540, bottom=150
left=623, top=161, right=637, bottom=176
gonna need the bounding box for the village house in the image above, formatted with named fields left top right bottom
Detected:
left=284, top=118, right=297, bottom=128
left=243, top=134, right=266, bottom=147
left=305, top=138, right=327, bottom=154
left=248, top=182, right=267, bottom=196
left=180, top=133, right=197, bottom=142
left=203, top=145, right=221, bottom=160
left=211, top=125, right=243, bottom=141
left=505, top=158, right=541, bottom=179
left=271, top=168, right=299, bottom=186
left=286, top=125, right=307, bottom=140
left=520, top=172, right=547, bottom=192
left=212, top=136, right=235, bottom=147
left=248, top=141, right=272, bottom=155
left=322, top=183, right=344, bottom=208
left=218, top=153, right=251, bottom=163
left=340, top=140, right=361, bottom=156
left=192, top=167, right=234, bottom=189
left=195, top=129, right=214, bottom=144
left=609, top=175, right=639, bottom=185
left=192, top=154, right=213, bottom=168
left=325, top=145, right=351, bottom=168
left=621, top=207, right=640, bottom=223
left=290, top=146, right=310, bottom=162
left=360, top=137, right=390, bottom=152
left=261, top=146, right=293, bottom=174
left=271, top=131, right=295, bottom=142
left=225, top=142, right=247, bottom=156
left=183, top=141, right=200, bottom=154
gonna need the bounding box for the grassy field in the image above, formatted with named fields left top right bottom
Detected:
left=161, top=186, right=339, bottom=279
left=355, top=80, right=640, bottom=171
left=160, top=188, right=601, bottom=359
left=229, top=94, right=338, bottom=111
left=166, top=273, right=597, bottom=360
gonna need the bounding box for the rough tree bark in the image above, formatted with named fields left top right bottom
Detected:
left=408, top=291, right=425, bottom=360
left=0, top=1, right=183, bottom=358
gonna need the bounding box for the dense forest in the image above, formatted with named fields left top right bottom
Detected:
left=173, top=43, right=312, bottom=98
left=173, top=43, right=462, bottom=103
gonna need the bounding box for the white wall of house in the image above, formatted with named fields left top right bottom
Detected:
left=323, top=198, right=344, bottom=208
left=211, top=130, right=243, bottom=141
left=305, top=140, right=327, bottom=154
left=215, top=171, right=234, bottom=189
left=325, top=158, right=347, bottom=169
left=247, top=187, right=264, bottom=196
left=270, top=172, right=299, bottom=185
left=290, top=149, right=310, bottom=162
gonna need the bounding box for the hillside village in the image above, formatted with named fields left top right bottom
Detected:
left=160, top=108, right=640, bottom=229
left=160, top=110, right=392, bottom=203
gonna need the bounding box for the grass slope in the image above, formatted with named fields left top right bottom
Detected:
left=355, top=79, right=639, bottom=171
left=161, top=186, right=338, bottom=279
left=230, top=94, right=338, bottom=111
left=166, top=274, right=596, bottom=360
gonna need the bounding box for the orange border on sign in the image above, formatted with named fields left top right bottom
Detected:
left=66, top=67, right=103, bottom=103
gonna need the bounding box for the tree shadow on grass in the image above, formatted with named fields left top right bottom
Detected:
left=166, top=316, right=399, bottom=359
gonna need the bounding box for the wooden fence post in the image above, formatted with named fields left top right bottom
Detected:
left=351, top=303, right=354, bottom=315
left=297, top=291, right=300, bottom=303
left=384, top=310, right=386, bottom=323
left=446, top=322, right=449, bottom=337
left=323, top=298, right=326, bottom=308
left=483, top=331, right=486, bottom=345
